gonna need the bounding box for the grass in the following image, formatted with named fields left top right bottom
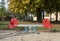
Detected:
left=0, top=21, right=60, bottom=32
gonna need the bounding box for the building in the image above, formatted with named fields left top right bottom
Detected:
left=44, top=12, right=60, bottom=21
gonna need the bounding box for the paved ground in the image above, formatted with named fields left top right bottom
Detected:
left=0, top=30, right=60, bottom=41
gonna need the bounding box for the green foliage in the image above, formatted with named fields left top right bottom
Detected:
left=8, top=0, right=60, bottom=14
left=44, top=0, right=60, bottom=12
left=0, top=0, right=7, bottom=18
left=8, top=0, right=42, bottom=14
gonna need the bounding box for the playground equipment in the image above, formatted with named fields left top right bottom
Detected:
left=17, top=24, right=43, bottom=32
left=8, top=18, right=52, bottom=32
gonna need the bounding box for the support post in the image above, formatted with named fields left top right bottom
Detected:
left=24, top=27, right=28, bottom=32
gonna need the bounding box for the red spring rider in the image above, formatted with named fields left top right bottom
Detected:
left=8, top=18, right=18, bottom=29
left=42, top=18, right=52, bottom=31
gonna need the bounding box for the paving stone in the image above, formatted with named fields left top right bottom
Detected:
left=0, top=30, right=60, bottom=41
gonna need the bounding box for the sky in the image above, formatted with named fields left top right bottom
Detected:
left=0, top=0, right=2, bottom=2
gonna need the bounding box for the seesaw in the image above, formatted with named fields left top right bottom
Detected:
left=17, top=24, right=43, bottom=27
left=8, top=18, right=52, bottom=32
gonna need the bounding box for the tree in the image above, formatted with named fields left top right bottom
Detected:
left=0, top=0, right=7, bottom=20
left=8, top=0, right=60, bottom=22
left=8, top=0, right=44, bottom=22
left=8, top=0, right=30, bottom=14
left=53, top=0, right=60, bottom=21
left=44, top=0, right=60, bottom=22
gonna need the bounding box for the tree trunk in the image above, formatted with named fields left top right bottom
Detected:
left=25, top=13, right=27, bottom=21
left=37, top=13, right=42, bottom=23
left=36, top=8, right=42, bottom=23
left=1, top=17, right=4, bottom=25
left=42, top=11, right=44, bottom=19
left=56, top=11, right=58, bottom=22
